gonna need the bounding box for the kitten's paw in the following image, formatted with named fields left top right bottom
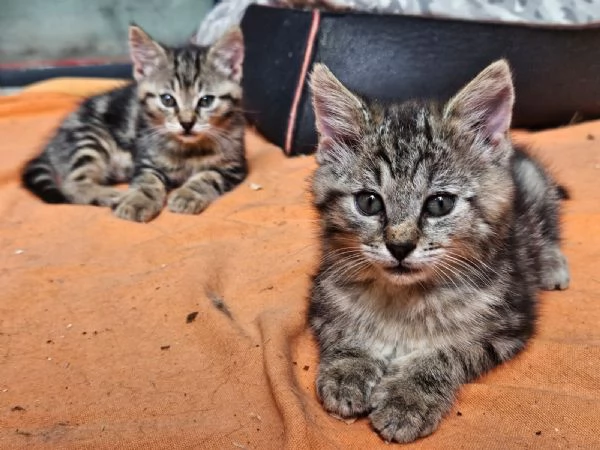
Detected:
left=63, top=183, right=123, bottom=207
left=316, top=357, right=384, bottom=418
left=541, top=246, right=570, bottom=290
left=113, top=190, right=162, bottom=222
left=93, top=187, right=123, bottom=207
left=369, top=382, right=447, bottom=443
left=167, top=187, right=209, bottom=215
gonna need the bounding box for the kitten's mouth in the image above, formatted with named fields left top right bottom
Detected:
left=176, top=133, right=200, bottom=143
left=385, top=264, right=421, bottom=276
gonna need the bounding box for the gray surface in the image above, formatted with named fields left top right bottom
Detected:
left=0, top=0, right=213, bottom=63
left=195, top=0, right=600, bottom=45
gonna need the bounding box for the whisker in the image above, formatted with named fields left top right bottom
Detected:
left=444, top=252, right=494, bottom=286
left=436, top=259, right=479, bottom=291
left=430, top=262, right=460, bottom=290
left=320, top=254, right=366, bottom=280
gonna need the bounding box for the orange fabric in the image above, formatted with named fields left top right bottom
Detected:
left=0, top=79, right=599, bottom=449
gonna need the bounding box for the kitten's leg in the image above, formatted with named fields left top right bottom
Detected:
left=62, top=143, right=122, bottom=207
left=540, top=244, right=570, bottom=290
left=168, top=164, right=246, bottom=215
left=113, top=168, right=167, bottom=222
left=369, top=341, right=523, bottom=443
left=316, top=348, right=386, bottom=418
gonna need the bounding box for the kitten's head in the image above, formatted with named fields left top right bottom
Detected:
left=310, top=61, right=515, bottom=286
left=129, top=25, right=244, bottom=144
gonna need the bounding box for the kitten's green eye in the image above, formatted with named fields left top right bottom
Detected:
left=160, top=94, right=177, bottom=108
left=198, top=95, right=215, bottom=108
left=424, top=194, right=456, bottom=217
left=355, top=192, right=384, bottom=216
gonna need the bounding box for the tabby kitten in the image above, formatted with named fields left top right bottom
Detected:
left=22, top=25, right=246, bottom=222
left=308, top=61, right=569, bottom=443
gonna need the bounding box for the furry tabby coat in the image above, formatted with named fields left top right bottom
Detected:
left=22, top=25, right=246, bottom=222
left=308, top=60, right=569, bottom=443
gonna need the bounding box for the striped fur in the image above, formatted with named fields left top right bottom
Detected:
left=22, top=25, right=246, bottom=222
left=308, top=61, right=569, bottom=443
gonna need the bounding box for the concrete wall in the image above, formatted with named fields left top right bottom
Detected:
left=0, top=0, right=213, bottom=64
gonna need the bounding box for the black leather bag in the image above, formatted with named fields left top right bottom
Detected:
left=241, top=5, right=600, bottom=155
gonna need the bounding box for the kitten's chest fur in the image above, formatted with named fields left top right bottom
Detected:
left=148, top=139, right=224, bottom=185
left=326, top=279, right=502, bottom=357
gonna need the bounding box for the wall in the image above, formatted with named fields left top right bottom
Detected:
left=0, top=0, right=213, bottom=64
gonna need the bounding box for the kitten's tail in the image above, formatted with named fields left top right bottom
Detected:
left=21, top=154, right=67, bottom=204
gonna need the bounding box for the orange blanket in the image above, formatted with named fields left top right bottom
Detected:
left=1, top=79, right=599, bottom=449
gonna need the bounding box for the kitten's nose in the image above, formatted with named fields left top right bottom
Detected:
left=180, top=120, right=195, bottom=134
left=386, top=242, right=416, bottom=262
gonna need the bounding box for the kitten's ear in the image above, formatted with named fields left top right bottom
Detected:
left=207, top=27, right=244, bottom=83
left=444, top=60, right=514, bottom=146
left=310, top=64, right=367, bottom=157
left=129, top=24, right=168, bottom=80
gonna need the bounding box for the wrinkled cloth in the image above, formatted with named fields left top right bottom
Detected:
left=193, top=0, right=600, bottom=45
left=0, top=79, right=599, bottom=449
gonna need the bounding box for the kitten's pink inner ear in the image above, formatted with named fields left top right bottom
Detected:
left=485, top=86, right=513, bottom=144
left=310, top=63, right=365, bottom=145
left=316, top=136, right=334, bottom=154
left=209, top=28, right=244, bottom=83
left=313, top=97, right=341, bottom=142
left=445, top=60, right=515, bottom=144
left=128, top=26, right=166, bottom=80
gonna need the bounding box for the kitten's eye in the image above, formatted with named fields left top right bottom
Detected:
left=160, top=94, right=177, bottom=108
left=198, top=95, right=215, bottom=108
left=355, top=192, right=384, bottom=216
left=424, top=194, right=456, bottom=217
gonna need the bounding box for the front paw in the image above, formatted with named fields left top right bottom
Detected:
left=167, top=187, right=209, bottom=215
left=316, top=357, right=384, bottom=418
left=113, top=190, right=162, bottom=222
left=369, top=380, right=449, bottom=443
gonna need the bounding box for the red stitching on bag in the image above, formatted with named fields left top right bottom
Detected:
left=285, top=9, right=321, bottom=155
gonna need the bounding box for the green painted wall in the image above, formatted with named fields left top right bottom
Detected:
left=0, top=0, right=213, bottom=63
